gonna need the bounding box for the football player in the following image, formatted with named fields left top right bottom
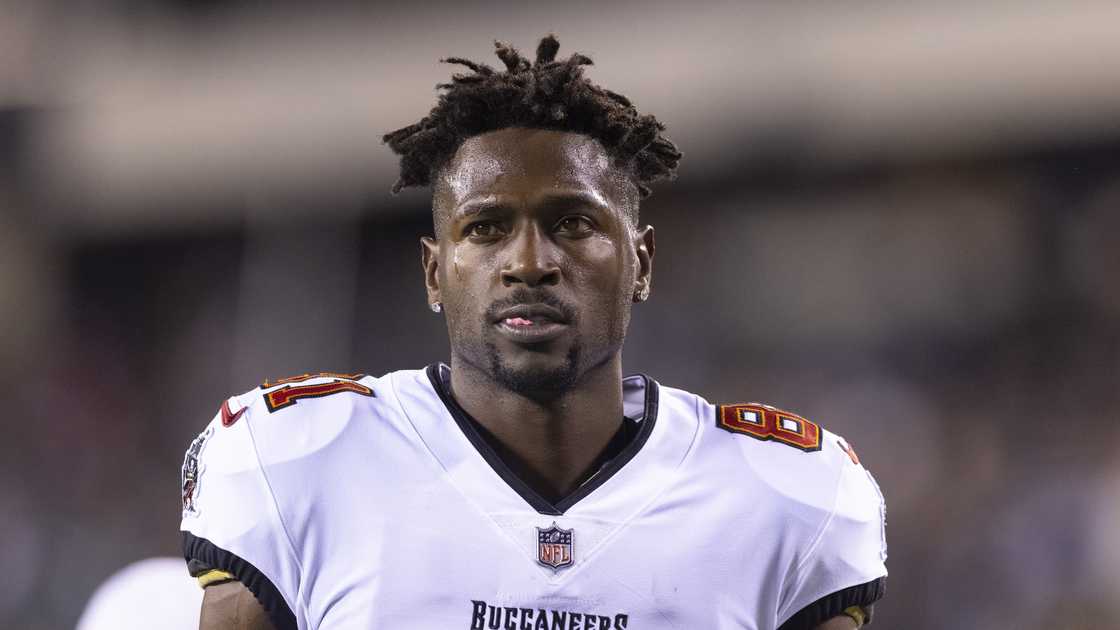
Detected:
left=181, top=35, right=887, bottom=630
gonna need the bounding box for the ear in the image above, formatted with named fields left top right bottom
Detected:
left=632, top=225, right=655, bottom=302
left=420, top=236, right=441, bottom=307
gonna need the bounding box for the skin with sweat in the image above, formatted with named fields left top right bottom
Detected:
left=421, top=127, right=653, bottom=503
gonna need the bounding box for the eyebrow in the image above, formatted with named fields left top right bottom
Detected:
left=538, top=190, right=611, bottom=213
left=452, top=196, right=506, bottom=221
left=452, top=189, right=611, bottom=221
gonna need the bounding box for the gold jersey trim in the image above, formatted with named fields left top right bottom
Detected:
left=842, top=605, right=868, bottom=627
left=196, top=569, right=236, bottom=589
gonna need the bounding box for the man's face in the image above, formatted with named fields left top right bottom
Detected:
left=422, top=127, right=654, bottom=398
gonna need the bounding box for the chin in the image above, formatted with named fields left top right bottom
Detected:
left=487, top=342, right=581, bottom=399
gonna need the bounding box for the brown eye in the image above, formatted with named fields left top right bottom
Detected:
left=466, top=221, right=503, bottom=239
left=555, top=215, right=593, bottom=236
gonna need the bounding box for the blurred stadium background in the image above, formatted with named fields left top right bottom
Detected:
left=2, top=1, right=1118, bottom=628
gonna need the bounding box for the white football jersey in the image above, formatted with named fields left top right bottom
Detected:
left=180, top=365, right=887, bottom=630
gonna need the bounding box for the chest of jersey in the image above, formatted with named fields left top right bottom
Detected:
left=256, top=371, right=804, bottom=630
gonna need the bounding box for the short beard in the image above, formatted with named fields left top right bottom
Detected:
left=485, top=340, right=582, bottom=402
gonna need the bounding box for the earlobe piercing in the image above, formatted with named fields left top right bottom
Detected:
left=430, top=302, right=442, bottom=313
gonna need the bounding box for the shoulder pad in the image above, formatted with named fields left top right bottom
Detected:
left=706, top=399, right=888, bottom=618
left=713, top=401, right=873, bottom=514
left=183, top=372, right=381, bottom=488
left=180, top=370, right=385, bottom=537
left=241, top=372, right=381, bottom=463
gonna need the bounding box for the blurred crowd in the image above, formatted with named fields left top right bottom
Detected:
left=2, top=1, right=1118, bottom=629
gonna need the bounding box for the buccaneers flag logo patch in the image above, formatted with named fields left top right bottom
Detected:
left=537, top=522, right=574, bottom=571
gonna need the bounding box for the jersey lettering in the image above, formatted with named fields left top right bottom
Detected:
left=716, top=403, right=822, bottom=452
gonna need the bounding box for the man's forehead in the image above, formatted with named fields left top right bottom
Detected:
left=438, top=128, right=621, bottom=204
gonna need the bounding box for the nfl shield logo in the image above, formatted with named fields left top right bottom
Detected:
left=537, top=522, right=574, bottom=570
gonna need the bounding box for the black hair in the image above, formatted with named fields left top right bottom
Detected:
left=382, top=34, right=682, bottom=199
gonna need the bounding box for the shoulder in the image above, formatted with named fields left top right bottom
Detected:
left=669, top=387, right=889, bottom=612
left=178, top=369, right=425, bottom=610
left=237, top=371, right=382, bottom=462
left=221, top=370, right=416, bottom=457
left=701, top=394, right=888, bottom=578
left=661, top=384, right=884, bottom=526
left=180, top=369, right=419, bottom=510
left=696, top=398, right=889, bottom=621
left=711, top=400, right=856, bottom=490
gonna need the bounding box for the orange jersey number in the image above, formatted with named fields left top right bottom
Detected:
left=263, top=376, right=374, bottom=413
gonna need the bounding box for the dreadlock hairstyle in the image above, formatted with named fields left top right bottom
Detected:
left=382, top=34, right=682, bottom=200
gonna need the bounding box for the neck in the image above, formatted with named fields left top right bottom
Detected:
left=448, top=354, right=625, bottom=503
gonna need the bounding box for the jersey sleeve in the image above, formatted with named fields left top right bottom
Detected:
left=776, top=447, right=888, bottom=628
left=179, top=394, right=301, bottom=630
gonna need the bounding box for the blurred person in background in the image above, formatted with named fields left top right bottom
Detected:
left=76, top=557, right=201, bottom=630
left=179, top=35, right=886, bottom=630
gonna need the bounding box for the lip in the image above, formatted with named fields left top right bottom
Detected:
left=492, top=303, right=569, bottom=325
left=494, top=319, right=570, bottom=344
left=490, top=302, right=572, bottom=344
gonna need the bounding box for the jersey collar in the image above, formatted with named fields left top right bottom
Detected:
left=424, top=363, right=659, bottom=516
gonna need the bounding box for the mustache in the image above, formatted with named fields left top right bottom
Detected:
left=485, top=289, right=577, bottom=324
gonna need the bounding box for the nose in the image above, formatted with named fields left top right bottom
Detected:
left=500, top=223, right=561, bottom=287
